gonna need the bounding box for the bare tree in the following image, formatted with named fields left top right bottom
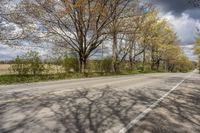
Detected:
left=2, top=0, right=131, bottom=73
left=108, top=0, right=144, bottom=72
left=0, top=0, right=25, bottom=42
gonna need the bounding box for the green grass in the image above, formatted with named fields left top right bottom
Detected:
left=0, top=73, right=85, bottom=85
left=0, top=70, right=169, bottom=85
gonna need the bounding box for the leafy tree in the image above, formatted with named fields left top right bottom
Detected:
left=63, top=53, right=79, bottom=73
left=11, top=56, right=29, bottom=75
left=11, top=51, right=44, bottom=76
left=101, top=57, right=112, bottom=73
left=193, top=38, right=200, bottom=71
left=109, top=1, right=148, bottom=72
left=8, top=0, right=130, bottom=73
left=176, top=55, right=195, bottom=72
left=149, top=21, right=177, bottom=71
left=24, top=51, right=44, bottom=75
left=2, top=1, right=195, bottom=75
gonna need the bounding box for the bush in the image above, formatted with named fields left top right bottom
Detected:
left=62, top=54, right=79, bottom=72
left=25, top=51, right=44, bottom=75
left=11, top=51, right=44, bottom=76
left=101, top=57, right=112, bottom=73
left=11, top=56, right=29, bottom=75
left=88, top=60, right=102, bottom=72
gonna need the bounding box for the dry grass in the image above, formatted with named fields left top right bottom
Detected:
left=0, top=64, right=11, bottom=75
left=0, top=64, right=65, bottom=75
left=43, top=64, right=65, bottom=74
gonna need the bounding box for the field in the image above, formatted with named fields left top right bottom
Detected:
left=0, top=64, right=11, bottom=75
left=0, top=64, right=66, bottom=84
left=0, top=64, right=66, bottom=75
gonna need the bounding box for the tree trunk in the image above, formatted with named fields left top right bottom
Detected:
left=129, top=42, right=134, bottom=70
left=165, top=60, right=168, bottom=72
left=112, top=30, right=118, bottom=73
left=129, top=46, right=133, bottom=70
left=81, top=60, right=87, bottom=73
left=151, top=49, right=155, bottom=70
left=151, top=62, right=155, bottom=71
left=129, top=55, right=133, bottom=70
left=198, top=57, right=200, bottom=72
left=79, top=55, right=87, bottom=73
left=142, top=48, right=146, bottom=71
left=156, top=60, right=160, bottom=71
left=171, top=64, right=175, bottom=72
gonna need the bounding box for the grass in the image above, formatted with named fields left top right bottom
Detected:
left=0, top=64, right=66, bottom=75
left=0, top=73, right=82, bottom=85
left=0, top=62, right=194, bottom=85
left=0, top=70, right=165, bottom=85
left=0, top=63, right=177, bottom=85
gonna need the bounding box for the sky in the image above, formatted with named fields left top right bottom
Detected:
left=154, top=0, right=200, bottom=61
left=0, top=0, right=200, bottom=61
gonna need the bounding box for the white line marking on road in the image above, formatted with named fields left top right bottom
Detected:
left=119, top=72, right=193, bottom=133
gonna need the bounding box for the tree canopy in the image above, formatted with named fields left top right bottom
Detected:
left=0, top=0, right=195, bottom=73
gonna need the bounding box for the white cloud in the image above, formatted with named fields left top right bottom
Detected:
left=161, top=12, right=200, bottom=45
left=159, top=12, right=199, bottom=61
left=0, top=45, right=26, bottom=60
left=0, top=44, right=49, bottom=61
left=181, top=45, right=198, bottom=61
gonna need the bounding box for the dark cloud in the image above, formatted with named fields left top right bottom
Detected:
left=155, top=0, right=200, bottom=19
left=184, top=9, right=200, bottom=19
left=153, top=0, right=200, bottom=61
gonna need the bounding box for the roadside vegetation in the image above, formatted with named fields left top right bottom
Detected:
left=193, top=38, right=200, bottom=72
left=0, top=49, right=195, bottom=84
left=0, top=0, right=196, bottom=84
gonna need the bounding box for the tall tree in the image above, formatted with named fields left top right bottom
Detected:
left=109, top=0, right=148, bottom=72
left=138, top=10, right=159, bottom=71
left=0, top=0, right=25, bottom=42
left=193, top=38, right=200, bottom=71
left=2, top=0, right=130, bottom=73
left=149, top=21, right=177, bottom=71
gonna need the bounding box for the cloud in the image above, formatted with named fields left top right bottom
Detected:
left=0, top=44, right=49, bottom=60
left=161, top=12, right=200, bottom=45
left=154, top=0, right=200, bottom=61
left=0, top=0, right=198, bottom=61
left=181, top=45, right=198, bottom=61
left=155, top=0, right=200, bottom=19
left=184, top=8, right=200, bottom=19
left=0, top=45, right=26, bottom=60
left=160, top=12, right=199, bottom=61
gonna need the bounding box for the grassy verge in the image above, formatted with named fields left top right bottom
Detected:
left=0, top=73, right=83, bottom=85
left=0, top=70, right=164, bottom=85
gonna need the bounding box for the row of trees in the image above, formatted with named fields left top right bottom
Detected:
left=11, top=50, right=194, bottom=76
left=10, top=51, right=113, bottom=75
left=1, top=0, right=195, bottom=73
left=194, top=38, right=200, bottom=71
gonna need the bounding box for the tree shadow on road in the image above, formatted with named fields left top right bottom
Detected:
left=135, top=79, right=200, bottom=133
left=0, top=78, right=199, bottom=133
left=0, top=87, right=158, bottom=133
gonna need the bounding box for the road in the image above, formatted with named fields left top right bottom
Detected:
left=0, top=71, right=199, bottom=133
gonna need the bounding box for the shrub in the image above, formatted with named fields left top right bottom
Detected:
left=11, top=51, right=44, bottom=76
left=25, top=51, right=44, bottom=75
left=11, top=56, right=29, bottom=75
left=88, top=60, right=102, bottom=72
left=101, top=57, right=112, bottom=73
left=63, top=54, right=79, bottom=72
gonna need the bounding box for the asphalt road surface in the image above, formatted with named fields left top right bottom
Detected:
left=0, top=70, right=199, bottom=133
